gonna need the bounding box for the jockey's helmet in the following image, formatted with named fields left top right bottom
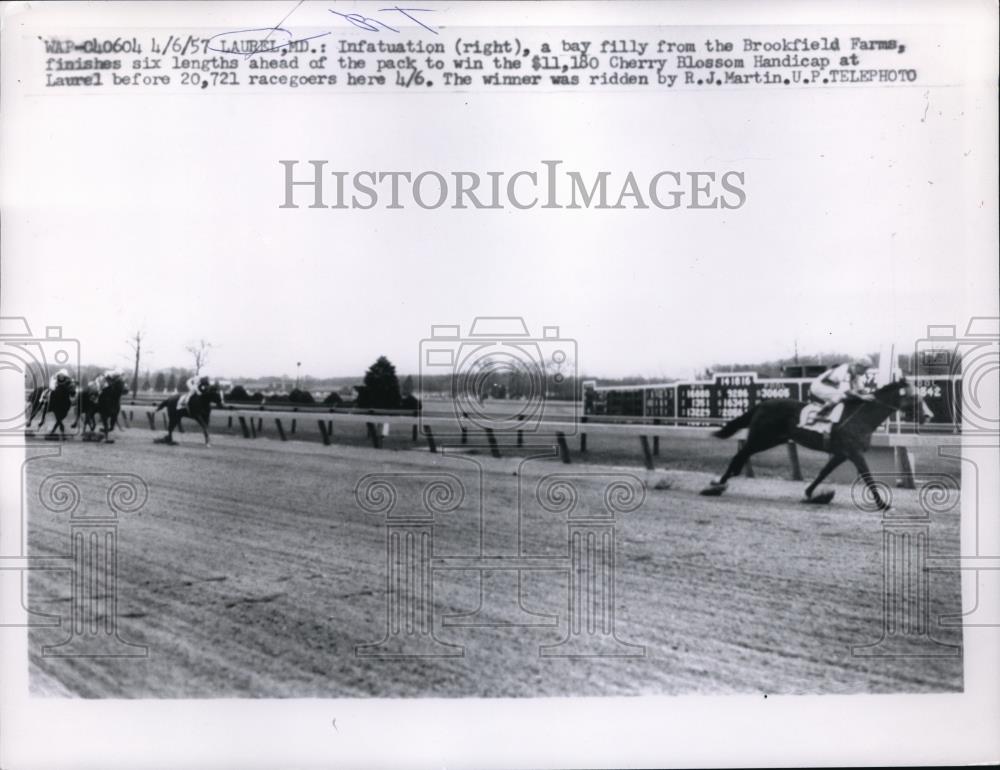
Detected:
left=851, top=356, right=874, bottom=375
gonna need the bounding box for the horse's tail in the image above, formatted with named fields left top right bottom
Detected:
left=713, top=408, right=754, bottom=439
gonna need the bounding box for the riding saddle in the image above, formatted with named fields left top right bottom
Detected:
left=797, top=402, right=844, bottom=435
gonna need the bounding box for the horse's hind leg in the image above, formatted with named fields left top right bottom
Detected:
left=700, top=445, right=753, bottom=495
left=804, top=454, right=846, bottom=503
left=701, top=434, right=787, bottom=496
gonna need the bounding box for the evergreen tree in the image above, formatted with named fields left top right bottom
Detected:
left=357, top=356, right=402, bottom=410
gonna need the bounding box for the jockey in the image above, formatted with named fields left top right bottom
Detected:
left=185, top=375, right=211, bottom=394
left=91, top=369, right=117, bottom=392
left=47, top=368, right=72, bottom=392
left=809, top=356, right=875, bottom=419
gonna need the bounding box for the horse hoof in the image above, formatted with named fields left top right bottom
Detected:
left=804, top=490, right=835, bottom=505
left=700, top=482, right=727, bottom=497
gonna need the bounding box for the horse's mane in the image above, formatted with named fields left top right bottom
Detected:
left=872, top=376, right=908, bottom=398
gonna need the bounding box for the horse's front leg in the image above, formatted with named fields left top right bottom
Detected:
left=164, top=414, right=179, bottom=444
left=36, top=401, right=49, bottom=431
left=803, top=454, right=846, bottom=503
left=847, top=449, right=890, bottom=511
left=194, top=416, right=211, bottom=446
left=26, top=399, right=40, bottom=428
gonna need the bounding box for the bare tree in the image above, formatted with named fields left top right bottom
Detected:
left=126, top=331, right=148, bottom=395
left=186, top=339, right=213, bottom=376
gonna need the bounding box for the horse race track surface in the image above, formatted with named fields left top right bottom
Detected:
left=25, top=432, right=962, bottom=697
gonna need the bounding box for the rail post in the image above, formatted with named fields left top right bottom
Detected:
left=556, top=432, right=572, bottom=464
left=485, top=428, right=501, bottom=458
left=894, top=447, right=917, bottom=489
left=275, top=419, right=287, bottom=441
left=639, top=436, right=655, bottom=471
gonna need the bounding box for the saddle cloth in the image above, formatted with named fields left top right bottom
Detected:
left=797, top=402, right=844, bottom=435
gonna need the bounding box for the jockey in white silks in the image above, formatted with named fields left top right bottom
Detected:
left=90, top=368, right=123, bottom=394
left=179, top=375, right=211, bottom=409
left=48, top=368, right=72, bottom=392
left=186, top=375, right=211, bottom=394
left=806, top=357, right=875, bottom=424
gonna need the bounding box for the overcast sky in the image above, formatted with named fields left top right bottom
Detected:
left=2, top=3, right=996, bottom=381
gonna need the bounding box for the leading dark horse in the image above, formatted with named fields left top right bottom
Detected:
left=701, top=378, right=921, bottom=511
left=155, top=383, right=224, bottom=446
left=73, top=374, right=129, bottom=442
left=25, top=379, right=78, bottom=438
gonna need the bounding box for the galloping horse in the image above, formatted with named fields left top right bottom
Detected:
left=74, top=373, right=129, bottom=442
left=155, top=382, right=224, bottom=446
left=25, top=378, right=78, bottom=438
left=700, top=377, right=922, bottom=511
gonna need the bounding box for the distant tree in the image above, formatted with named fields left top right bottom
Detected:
left=153, top=371, right=167, bottom=392
left=401, top=374, right=414, bottom=397
left=141, top=370, right=152, bottom=391
left=126, top=330, right=148, bottom=397
left=323, top=391, right=343, bottom=406
left=186, top=339, right=213, bottom=376
left=400, top=393, right=422, bottom=411
left=288, top=388, right=315, bottom=404
left=166, top=372, right=177, bottom=392
left=357, top=356, right=402, bottom=410
left=228, top=384, right=252, bottom=401
left=250, top=391, right=265, bottom=403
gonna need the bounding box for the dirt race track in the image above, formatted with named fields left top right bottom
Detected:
left=24, top=428, right=963, bottom=698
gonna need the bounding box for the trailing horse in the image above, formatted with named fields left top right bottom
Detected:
left=73, top=374, right=129, bottom=442
left=25, top=379, right=77, bottom=438
left=154, top=383, right=224, bottom=446
left=700, top=377, right=922, bottom=511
